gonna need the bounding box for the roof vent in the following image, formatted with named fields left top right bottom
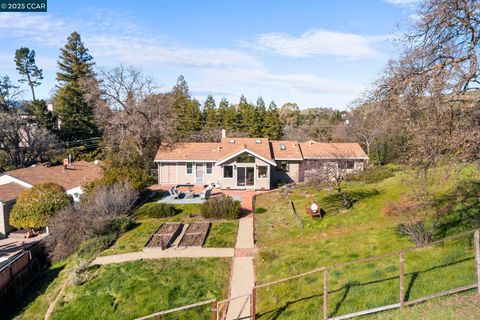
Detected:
left=255, top=139, right=262, bottom=144
left=228, top=139, right=235, bottom=144
left=280, top=144, right=286, bottom=150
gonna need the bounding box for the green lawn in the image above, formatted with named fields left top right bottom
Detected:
left=364, top=290, right=480, bottom=319
left=37, top=258, right=230, bottom=320
left=254, top=165, right=480, bottom=319
left=101, top=203, right=238, bottom=256
left=204, top=221, right=239, bottom=248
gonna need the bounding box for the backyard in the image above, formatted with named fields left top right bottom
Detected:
left=254, top=165, right=480, bottom=319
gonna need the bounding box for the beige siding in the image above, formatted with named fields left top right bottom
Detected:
left=0, top=200, right=15, bottom=239
left=218, top=155, right=271, bottom=190
left=158, top=162, right=221, bottom=186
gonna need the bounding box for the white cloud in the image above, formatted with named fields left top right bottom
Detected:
left=250, top=30, right=387, bottom=59
left=384, top=0, right=419, bottom=7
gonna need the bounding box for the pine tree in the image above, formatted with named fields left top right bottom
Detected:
left=203, top=95, right=218, bottom=128
left=255, top=96, right=267, bottom=136
left=14, top=47, right=43, bottom=101
left=25, top=100, right=56, bottom=132
left=172, top=75, right=201, bottom=136
left=263, top=101, right=282, bottom=139
left=236, top=95, right=257, bottom=136
left=54, top=32, right=97, bottom=141
left=218, top=97, right=236, bottom=130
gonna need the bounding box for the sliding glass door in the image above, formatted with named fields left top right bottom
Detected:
left=237, top=167, right=254, bottom=187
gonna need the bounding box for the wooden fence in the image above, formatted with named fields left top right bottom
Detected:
left=135, top=229, right=480, bottom=320
left=0, top=242, right=46, bottom=313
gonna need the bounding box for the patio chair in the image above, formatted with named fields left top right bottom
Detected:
left=169, top=187, right=182, bottom=199
left=200, top=185, right=214, bottom=200
left=306, top=202, right=322, bottom=218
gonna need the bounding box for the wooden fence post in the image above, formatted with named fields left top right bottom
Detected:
left=323, top=268, right=328, bottom=320
left=212, top=300, right=217, bottom=320
left=399, top=252, right=404, bottom=308
left=475, top=231, right=480, bottom=294
left=251, top=287, right=257, bottom=320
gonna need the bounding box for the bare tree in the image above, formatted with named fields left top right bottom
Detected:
left=345, top=103, right=383, bottom=156
left=304, top=149, right=358, bottom=208
left=0, top=76, right=22, bottom=111
left=45, top=181, right=138, bottom=261
left=95, top=65, right=175, bottom=166
left=0, top=110, right=59, bottom=169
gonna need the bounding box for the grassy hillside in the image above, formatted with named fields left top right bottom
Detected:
left=254, top=165, right=480, bottom=319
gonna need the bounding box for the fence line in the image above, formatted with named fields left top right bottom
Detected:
left=134, top=299, right=216, bottom=320
left=135, top=228, right=480, bottom=320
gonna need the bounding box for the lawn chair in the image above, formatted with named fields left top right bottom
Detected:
left=169, top=187, right=182, bottom=199
left=200, top=185, right=213, bottom=200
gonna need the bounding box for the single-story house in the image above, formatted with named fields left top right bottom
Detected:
left=0, top=161, right=103, bottom=238
left=154, top=131, right=368, bottom=191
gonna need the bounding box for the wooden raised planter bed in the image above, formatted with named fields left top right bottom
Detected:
left=145, top=223, right=183, bottom=250
left=178, top=222, right=211, bottom=247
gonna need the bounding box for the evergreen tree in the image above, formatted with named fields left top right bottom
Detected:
left=203, top=95, right=218, bottom=128
left=218, top=97, right=236, bottom=130
left=26, top=100, right=56, bottom=132
left=255, top=96, right=267, bottom=136
left=54, top=32, right=97, bottom=141
left=236, top=95, right=257, bottom=136
left=14, top=47, right=43, bottom=101
left=172, top=75, right=201, bottom=136
left=263, top=101, right=282, bottom=139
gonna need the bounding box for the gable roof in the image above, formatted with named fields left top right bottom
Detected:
left=270, top=140, right=303, bottom=160
left=154, top=138, right=275, bottom=164
left=154, top=138, right=368, bottom=163
left=0, top=182, right=27, bottom=203
left=300, top=141, right=368, bottom=159
left=3, top=161, right=103, bottom=190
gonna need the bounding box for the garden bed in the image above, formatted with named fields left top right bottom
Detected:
left=178, top=222, right=210, bottom=247
left=145, top=223, right=183, bottom=249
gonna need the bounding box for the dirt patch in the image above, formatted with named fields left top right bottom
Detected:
left=178, top=223, right=211, bottom=247
left=145, top=223, right=183, bottom=249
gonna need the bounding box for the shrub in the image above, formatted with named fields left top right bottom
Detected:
left=10, top=183, right=72, bottom=230
left=84, top=166, right=154, bottom=195
left=201, top=196, right=241, bottom=220
left=255, top=207, right=267, bottom=214
left=136, top=202, right=178, bottom=218
left=346, top=165, right=400, bottom=184
left=259, top=249, right=279, bottom=262
left=71, top=259, right=92, bottom=285
left=78, top=234, right=117, bottom=259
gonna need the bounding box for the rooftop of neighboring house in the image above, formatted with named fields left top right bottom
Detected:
left=0, top=182, right=27, bottom=203
left=155, top=134, right=368, bottom=163
left=0, top=160, right=104, bottom=191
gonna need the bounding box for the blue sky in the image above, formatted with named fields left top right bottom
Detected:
left=0, top=0, right=418, bottom=109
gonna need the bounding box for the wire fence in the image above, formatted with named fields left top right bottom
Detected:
left=134, top=229, right=480, bottom=320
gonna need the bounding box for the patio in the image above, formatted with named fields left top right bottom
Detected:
left=156, top=185, right=243, bottom=205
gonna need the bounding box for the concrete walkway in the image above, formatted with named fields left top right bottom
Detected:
left=226, top=213, right=256, bottom=319
left=91, top=247, right=234, bottom=265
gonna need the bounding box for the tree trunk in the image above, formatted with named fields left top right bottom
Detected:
left=338, top=188, right=350, bottom=208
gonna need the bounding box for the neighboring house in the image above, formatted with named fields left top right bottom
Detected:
left=154, top=131, right=368, bottom=191
left=0, top=161, right=103, bottom=238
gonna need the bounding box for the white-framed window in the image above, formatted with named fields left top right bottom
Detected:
left=258, top=166, right=268, bottom=178
left=206, top=162, right=213, bottom=175
left=223, top=165, right=233, bottom=178
left=186, top=162, right=193, bottom=175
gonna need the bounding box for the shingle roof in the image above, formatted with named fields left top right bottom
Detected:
left=154, top=138, right=274, bottom=163
left=0, top=182, right=27, bottom=203
left=154, top=138, right=368, bottom=162
left=270, top=140, right=303, bottom=160
left=4, top=161, right=103, bottom=190
left=300, top=141, right=368, bottom=159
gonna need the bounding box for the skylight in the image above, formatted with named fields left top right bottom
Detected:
left=228, top=139, right=235, bottom=144
left=280, top=144, right=286, bottom=150
left=255, top=139, right=262, bottom=144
